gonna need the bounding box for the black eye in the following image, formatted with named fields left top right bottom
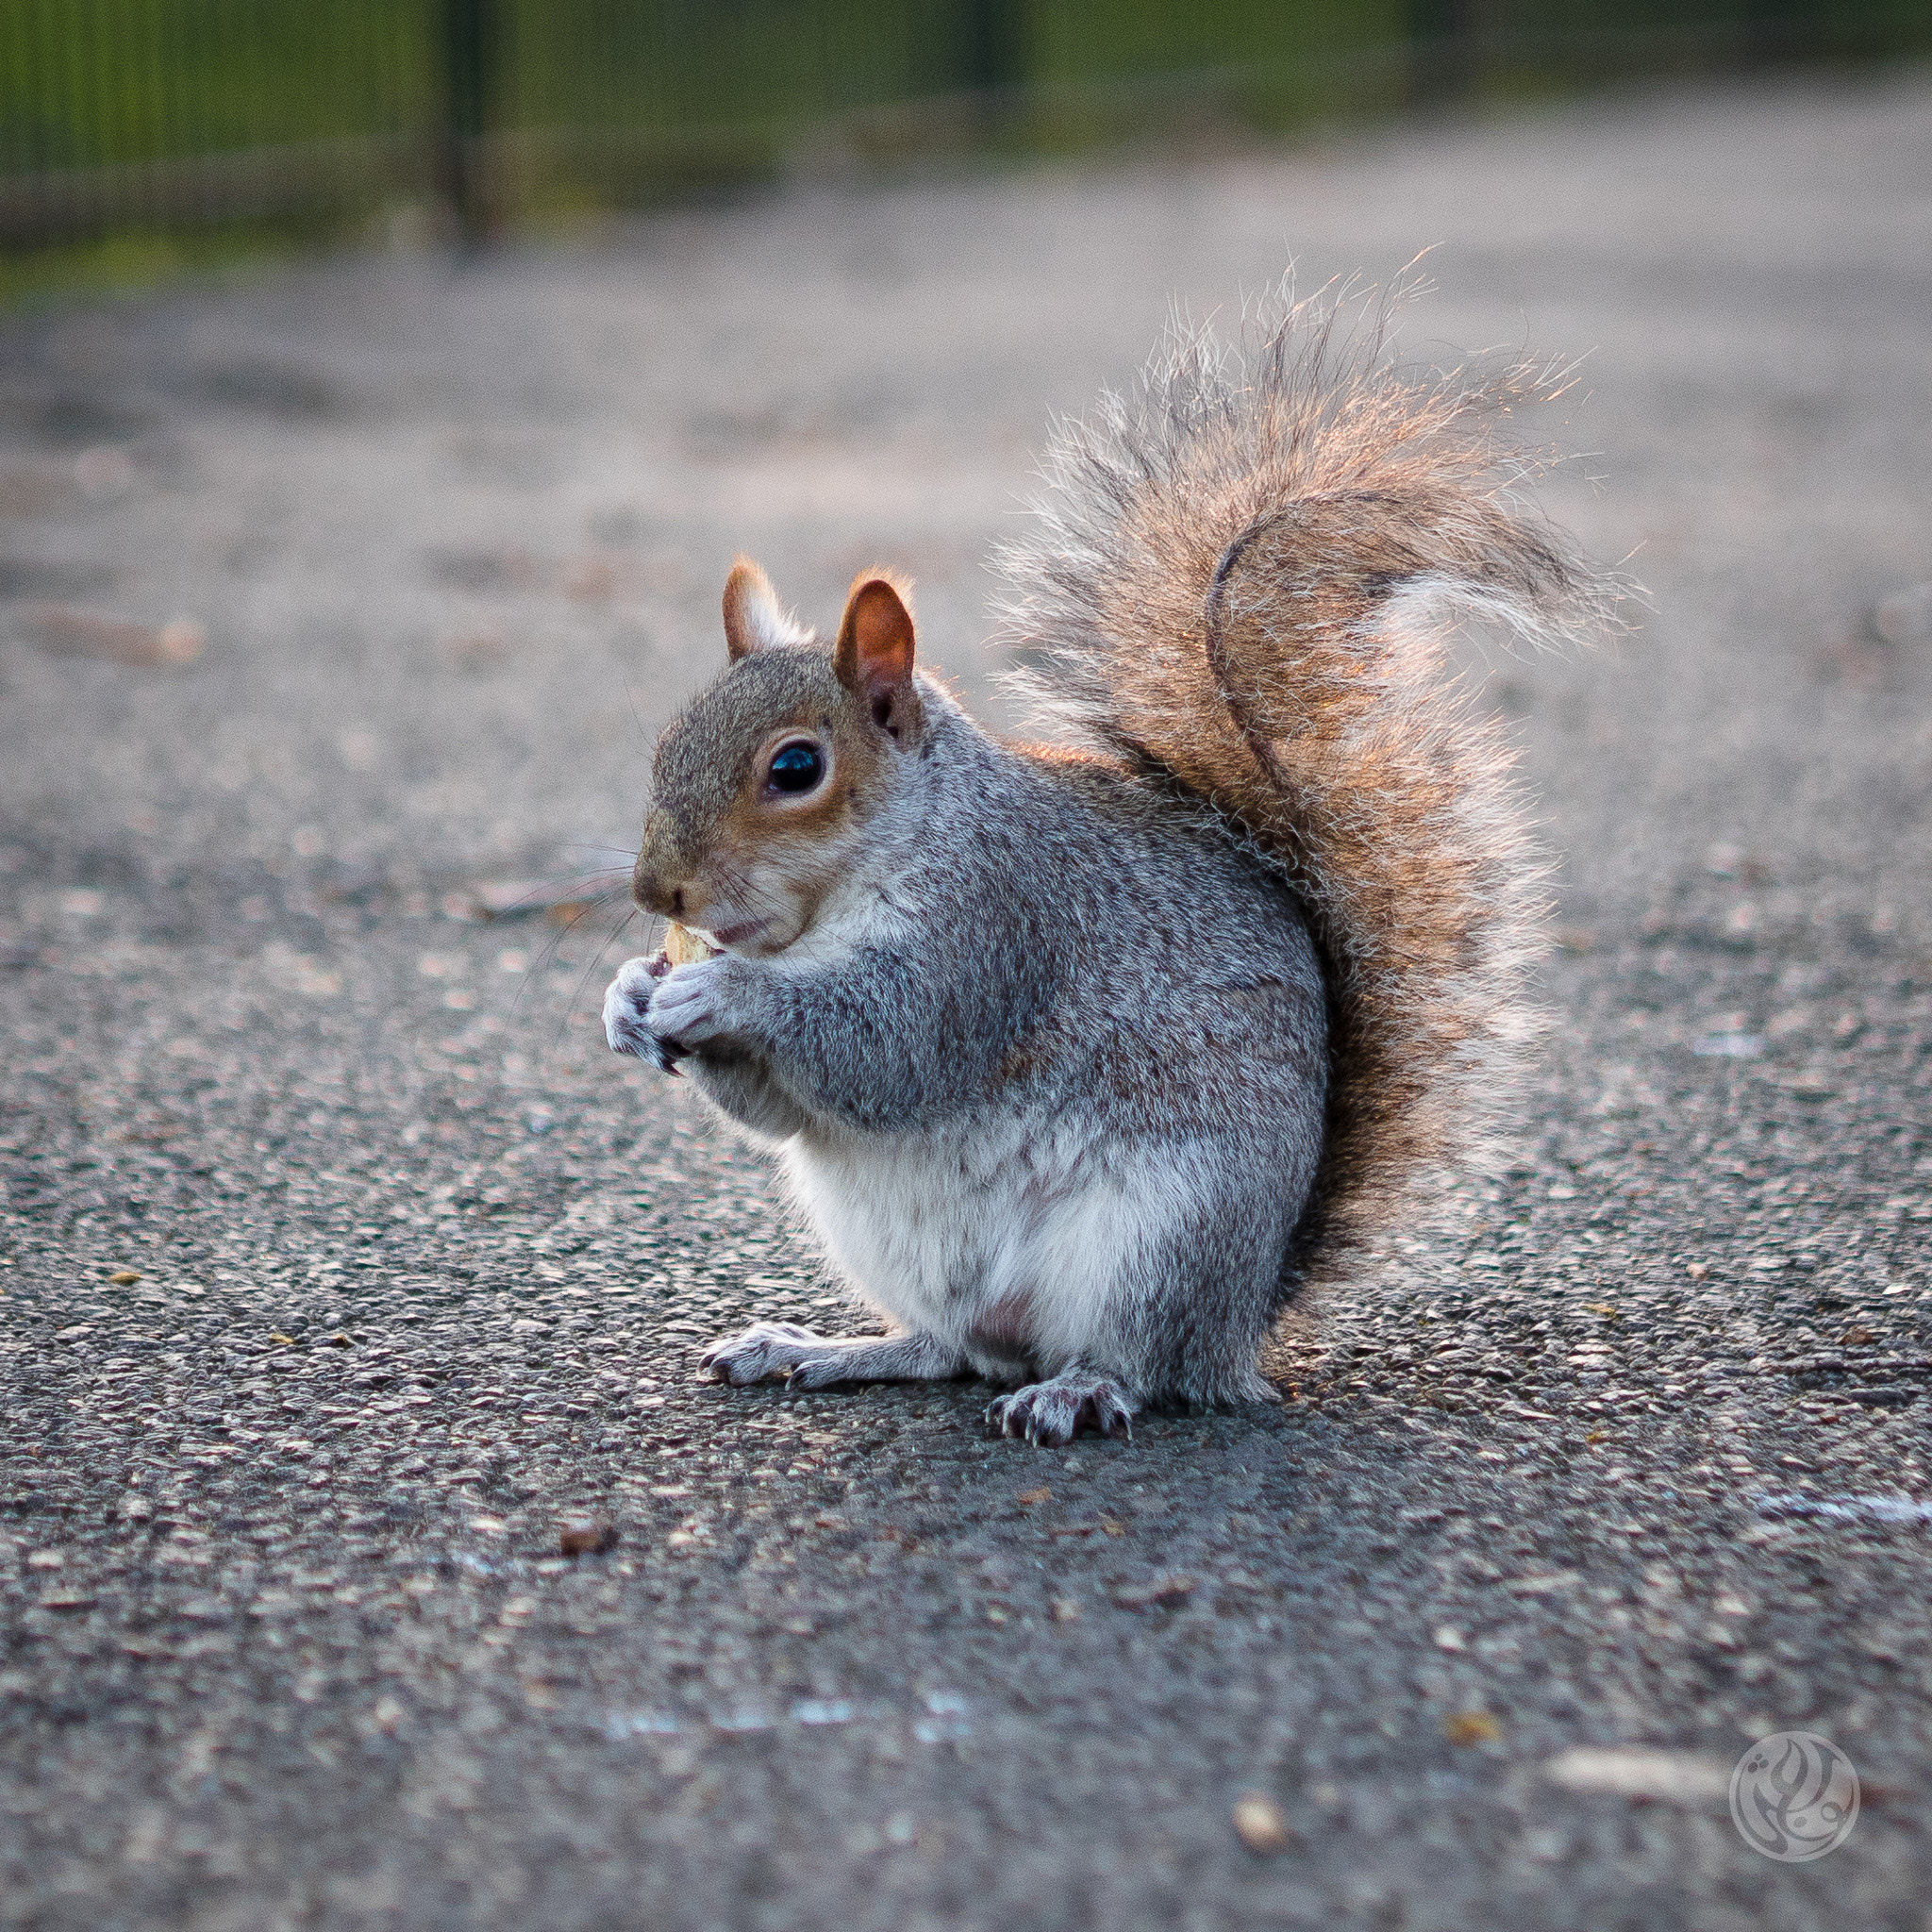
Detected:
left=767, top=741, right=824, bottom=795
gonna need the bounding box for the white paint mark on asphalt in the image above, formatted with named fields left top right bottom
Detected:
left=1544, top=1746, right=1730, bottom=1805
left=1756, top=1492, right=1932, bottom=1525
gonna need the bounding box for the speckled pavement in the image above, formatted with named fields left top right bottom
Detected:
left=2, top=71, right=1930, bottom=1932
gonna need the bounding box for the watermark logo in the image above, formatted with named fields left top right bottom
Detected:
left=1729, top=1731, right=1859, bottom=1862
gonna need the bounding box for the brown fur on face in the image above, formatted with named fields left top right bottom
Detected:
left=633, top=571, right=923, bottom=954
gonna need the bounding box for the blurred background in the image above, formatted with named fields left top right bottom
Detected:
left=3, top=0, right=1929, bottom=301
left=1, top=2, right=1928, bottom=887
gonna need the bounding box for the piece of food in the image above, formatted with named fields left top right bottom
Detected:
left=663, top=922, right=717, bottom=966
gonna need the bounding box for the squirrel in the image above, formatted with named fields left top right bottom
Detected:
left=602, top=281, right=1617, bottom=1446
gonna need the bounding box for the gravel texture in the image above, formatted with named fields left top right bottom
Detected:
left=3, top=71, right=1931, bottom=1932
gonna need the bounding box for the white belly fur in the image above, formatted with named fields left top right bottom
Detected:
left=779, top=1114, right=1191, bottom=1373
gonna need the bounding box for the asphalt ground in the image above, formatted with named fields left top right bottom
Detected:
left=2, top=70, right=1931, bottom=1932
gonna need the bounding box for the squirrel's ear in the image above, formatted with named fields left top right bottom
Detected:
left=833, top=574, right=918, bottom=732
left=723, top=557, right=809, bottom=660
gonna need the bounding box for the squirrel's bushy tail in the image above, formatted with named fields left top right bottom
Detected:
left=995, top=275, right=1623, bottom=1287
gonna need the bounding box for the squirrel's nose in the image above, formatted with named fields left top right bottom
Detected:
left=632, top=809, right=692, bottom=918
left=630, top=854, right=682, bottom=918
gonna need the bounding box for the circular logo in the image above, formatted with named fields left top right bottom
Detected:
left=1729, top=1731, right=1859, bottom=1863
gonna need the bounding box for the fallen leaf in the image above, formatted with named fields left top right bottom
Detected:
left=1115, top=1574, right=1195, bottom=1611
left=559, top=1517, right=618, bottom=1557
left=1443, top=1710, right=1502, bottom=1745
left=17, top=602, right=204, bottom=667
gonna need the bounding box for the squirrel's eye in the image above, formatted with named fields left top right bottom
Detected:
left=766, top=741, right=824, bottom=795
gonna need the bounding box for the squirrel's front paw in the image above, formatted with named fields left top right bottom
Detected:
left=646, top=956, right=740, bottom=1057
left=604, top=955, right=675, bottom=1070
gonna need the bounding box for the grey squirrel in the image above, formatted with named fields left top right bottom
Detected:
left=603, top=282, right=1616, bottom=1446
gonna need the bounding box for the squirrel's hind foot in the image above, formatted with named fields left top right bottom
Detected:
left=699, top=1322, right=964, bottom=1391
left=986, top=1375, right=1135, bottom=1448
left=700, top=1320, right=821, bottom=1387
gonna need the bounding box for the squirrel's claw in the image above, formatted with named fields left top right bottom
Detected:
left=986, top=1376, right=1135, bottom=1448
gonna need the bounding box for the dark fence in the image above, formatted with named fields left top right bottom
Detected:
left=2, top=0, right=1927, bottom=248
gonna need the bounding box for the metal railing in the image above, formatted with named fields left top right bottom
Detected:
left=1, top=0, right=1924, bottom=250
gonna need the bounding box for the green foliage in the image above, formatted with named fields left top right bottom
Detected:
left=4, top=0, right=1927, bottom=179
left=0, top=221, right=309, bottom=308
left=1026, top=0, right=1407, bottom=89
left=0, top=0, right=1926, bottom=294
left=0, top=0, right=431, bottom=173
left=500, top=0, right=986, bottom=135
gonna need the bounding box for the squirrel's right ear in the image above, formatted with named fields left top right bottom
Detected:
left=723, top=558, right=809, bottom=661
